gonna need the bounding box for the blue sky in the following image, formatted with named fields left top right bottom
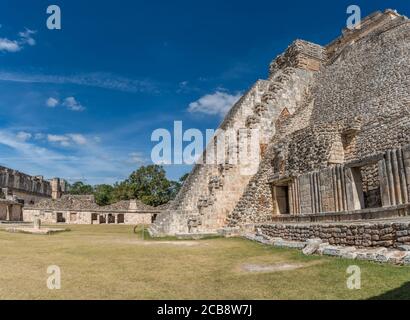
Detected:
left=0, top=0, right=408, bottom=185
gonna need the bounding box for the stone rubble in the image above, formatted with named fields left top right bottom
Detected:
left=244, top=232, right=410, bottom=266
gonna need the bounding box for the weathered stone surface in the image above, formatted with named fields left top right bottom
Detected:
left=33, top=218, right=41, bottom=230
left=302, top=240, right=322, bottom=255
left=356, top=248, right=388, bottom=261
left=23, top=196, right=157, bottom=226
left=321, top=245, right=341, bottom=257
left=341, top=250, right=358, bottom=260
left=247, top=232, right=410, bottom=264
left=255, top=219, right=410, bottom=249
left=150, top=9, right=410, bottom=240
left=273, top=239, right=306, bottom=249
left=403, top=253, right=410, bottom=265
left=397, top=245, right=410, bottom=252
left=0, top=166, right=66, bottom=205
left=388, top=251, right=408, bottom=265
left=322, top=246, right=356, bottom=257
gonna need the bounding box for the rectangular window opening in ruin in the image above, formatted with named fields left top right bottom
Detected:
left=56, top=212, right=65, bottom=223
left=108, top=214, right=115, bottom=224
left=360, top=163, right=382, bottom=209
left=70, top=212, right=78, bottom=222
left=117, top=214, right=125, bottom=224
left=272, top=184, right=290, bottom=215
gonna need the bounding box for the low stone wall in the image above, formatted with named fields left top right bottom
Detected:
left=244, top=232, right=410, bottom=265
left=258, top=220, right=410, bottom=249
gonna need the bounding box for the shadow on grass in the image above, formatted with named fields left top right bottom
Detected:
left=368, top=282, right=410, bottom=300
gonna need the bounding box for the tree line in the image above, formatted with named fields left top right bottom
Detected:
left=67, top=165, right=189, bottom=207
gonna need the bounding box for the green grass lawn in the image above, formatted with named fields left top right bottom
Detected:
left=0, top=224, right=409, bottom=300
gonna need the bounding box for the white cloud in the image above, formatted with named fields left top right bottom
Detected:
left=67, top=134, right=87, bottom=145
left=63, top=97, right=85, bottom=111
left=47, top=133, right=89, bottom=147
left=34, top=133, right=45, bottom=140
left=0, top=28, right=36, bottom=53
left=0, top=129, right=136, bottom=185
left=0, top=38, right=21, bottom=52
left=0, top=130, right=75, bottom=170
left=0, top=71, right=157, bottom=93
left=16, top=131, right=32, bottom=141
left=45, top=96, right=85, bottom=111
left=129, top=152, right=146, bottom=164
left=188, top=91, right=242, bottom=117
left=47, top=134, right=71, bottom=147
left=18, top=29, right=36, bottom=46
left=46, top=97, right=59, bottom=108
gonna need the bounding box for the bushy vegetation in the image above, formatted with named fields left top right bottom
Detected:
left=67, top=165, right=188, bottom=207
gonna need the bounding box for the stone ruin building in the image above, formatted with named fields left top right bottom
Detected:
left=0, top=165, right=159, bottom=226
left=23, top=195, right=159, bottom=225
left=150, top=9, right=410, bottom=249
left=0, top=199, right=23, bottom=222
left=0, top=165, right=66, bottom=205
left=0, top=166, right=66, bottom=222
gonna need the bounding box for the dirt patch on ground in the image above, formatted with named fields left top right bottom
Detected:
left=96, top=238, right=206, bottom=247
left=240, top=261, right=322, bottom=273
left=141, top=240, right=205, bottom=247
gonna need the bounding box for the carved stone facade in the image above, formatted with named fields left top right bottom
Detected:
left=0, top=199, right=23, bottom=222
left=0, top=166, right=66, bottom=206
left=150, top=10, right=410, bottom=241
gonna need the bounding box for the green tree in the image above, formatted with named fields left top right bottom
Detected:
left=67, top=181, right=94, bottom=195
left=111, top=181, right=135, bottom=202
left=126, top=165, right=177, bottom=207
left=94, top=184, right=114, bottom=206
left=66, top=167, right=188, bottom=207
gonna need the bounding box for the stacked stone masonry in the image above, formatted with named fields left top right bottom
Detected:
left=150, top=9, right=410, bottom=242
left=257, top=219, right=410, bottom=249
left=23, top=195, right=159, bottom=225
left=0, top=166, right=65, bottom=206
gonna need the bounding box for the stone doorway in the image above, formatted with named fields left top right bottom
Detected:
left=357, top=164, right=382, bottom=209
left=272, top=184, right=290, bottom=215
left=107, top=214, right=115, bottom=224
left=117, top=214, right=125, bottom=224
left=56, top=212, right=65, bottom=223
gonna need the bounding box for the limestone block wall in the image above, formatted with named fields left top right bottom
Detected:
left=311, top=17, right=409, bottom=127
left=161, top=81, right=273, bottom=234
left=9, top=190, right=50, bottom=206
left=151, top=43, right=320, bottom=235
left=125, top=213, right=152, bottom=225
left=0, top=167, right=52, bottom=197
left=258, top=218, right=410, bottom=249
left=227, top=11, right=410, bottom=228
left=23, top=209, right=92, bottom=224
left=0, top=202, right=23, bottom=221
left=23, top=208, right=153, bottom=225
left=152, top=10, right=409, bottom=236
